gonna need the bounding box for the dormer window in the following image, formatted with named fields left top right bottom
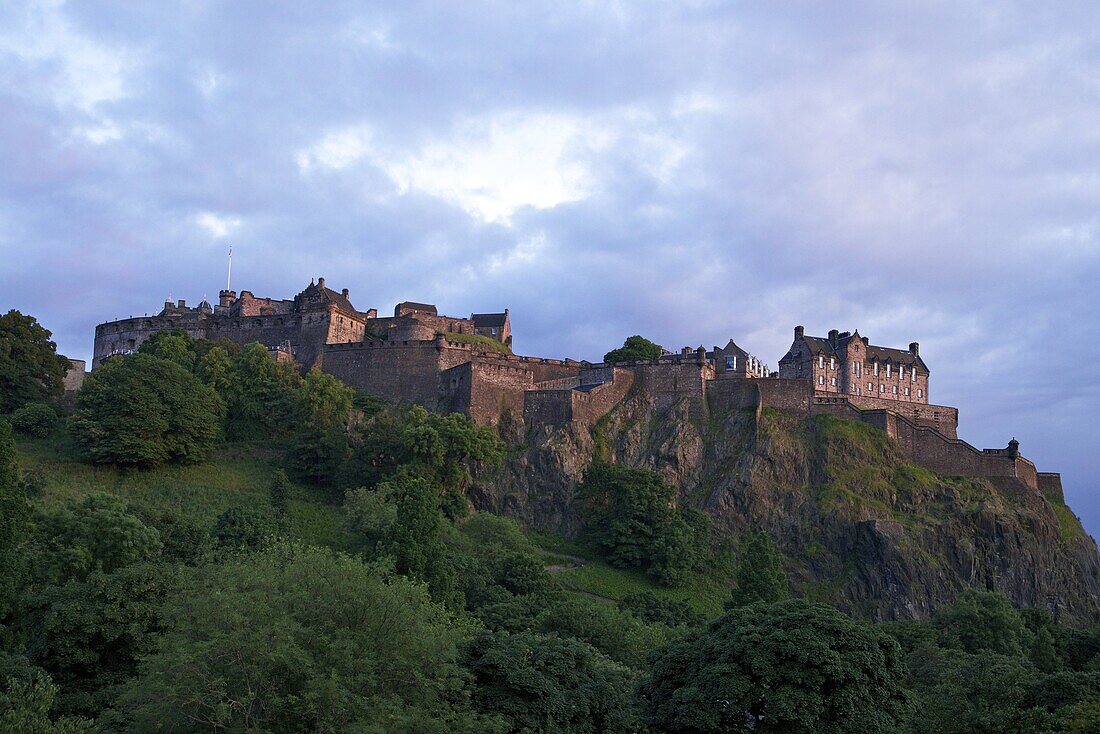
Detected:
left=873, top=362, right=879, bottom=376
left=829, top=358, right=835, bottom=369
left=818, top=356, right=824, bottom=369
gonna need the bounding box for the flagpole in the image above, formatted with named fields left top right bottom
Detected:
left=227, top=244, right=233, bottom=291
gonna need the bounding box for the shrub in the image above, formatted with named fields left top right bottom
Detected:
left=69, top=354, right=222, bottom=467
left=9, top=402, right=58, bottom=437
left=0, top=310, right=71, bottom=413
left=603, top=335, right=663, bottom=364
left=213, top=506, right=278, bottom=549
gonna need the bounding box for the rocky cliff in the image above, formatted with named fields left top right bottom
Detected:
left=473, top=390, right=1100, bottom=624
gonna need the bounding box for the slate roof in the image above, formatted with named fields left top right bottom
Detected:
left=472, top=312, right=508, bottom=328
left=320, top=287, right=357, bottom=314
left=785, top=331, right=928, bottom=372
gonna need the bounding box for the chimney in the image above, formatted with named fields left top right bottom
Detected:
left=341, top=288, right=349, bottom=299
left=317, top=277, right=325, bottom=289
left=862, top=336, right=869, bottom=345
left=909, top=342, right=919, bottom=356
left=681, top=347, right=691, bottom=355
left=794, top=325, right=804, bottom=338
left=828, top=329, right=839, bottom=342
left=177, top=299, right=186, bottom=308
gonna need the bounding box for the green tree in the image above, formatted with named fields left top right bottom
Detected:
left=69, top=354, right=222, bottom=467
left=137, top=330, right=195, bottom=371
left=269, top=469, right=290, bottom=516
left=9, top=402, right=59, bottom=438
left=727, top=529, right=788, bottom=608
left=196, top=344, right=232, bottom=393
left=213, top=506, right=277, bottom=549
left=31, top=492, right=162, bottom=585
left=381, top=473, right=461, bottom=607
left=603, top=335, right=663, bottom=364
left=576, top=462, right=703, bottom=585
left=115, top=544, right=495, bottom=732
left=618, top=592, right=704, bottom=628
left=0, top=310, right=70, bottom=413
left=640, top=599, right=912, bottom=734
left=17, top=564, right=170, bottom=717
left=0, top=670, right=96, bottom=733
left=464, top=630, right=642, bottom=734
left=932, top=590, right=1031, bottom=657
left=0, top=419, right=28, bottom=614
left=285, top=370, right=355, bottom=486
left=223, top=342, right=303, bottom=440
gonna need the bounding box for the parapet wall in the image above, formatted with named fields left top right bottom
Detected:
left=321, top=339, right=472, bottom=407
left=523, top=368, right=635, bottom=428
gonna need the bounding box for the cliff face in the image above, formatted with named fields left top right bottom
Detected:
left=473, top=391, right=1100, bottom=624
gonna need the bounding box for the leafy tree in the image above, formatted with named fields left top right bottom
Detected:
left=464, top=630, right=642, bottom=734
left=381, top=473, right=461, bottom=607
left=618, top=591, right=704, bottom=628
left=213, top=506, right=277, bottom=549
left=69, top=354, right=222, bottom=467
left=0, top=310, right=70, bottom=413
left=0, top=670, right=96, bottom=733
left=222, top=343, right=303, bottom=440
left=9, top=402, right=59, bottom=438
left=285, top=370, right=355, bottom=487
left=0, top=419, right=28, bottom=614
left=541, top=596, right=668, bottom=670
left=17, top=564, right=171, bottom=717
left=727, top=529, right=788, bottom=608
left=932, top=590, right=1031, bottom=657
left=399, top=406, right=504, bottom=517
left=640, top=599, right=911, bottom=733
left=196, top=344, right=232, bottom=393
left=115, top=544, right=495, bottom=732
left=576, top=462, right=704, bottom=585
left=269, top=468, right=290, bottom=516
left=136, top=330, right=195, bottom=371
left=31, top=492, right=162, bottom=585
left=603, top=335, right=663, bottom=364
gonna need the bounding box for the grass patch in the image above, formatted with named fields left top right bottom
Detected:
left=15, top=432, right=345, bottom=549
left=443, top=332, right=512, bottom=354
left=1051, top=503, right=1084, bottom=542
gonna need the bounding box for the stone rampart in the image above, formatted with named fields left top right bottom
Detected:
left=1038, top=473, right=1065, bottom=504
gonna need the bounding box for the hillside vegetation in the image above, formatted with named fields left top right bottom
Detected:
left=1, top=316, right=1098, bottom=732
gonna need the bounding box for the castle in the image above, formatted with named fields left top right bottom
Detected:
left=92, top=278, right=1064, bottom=502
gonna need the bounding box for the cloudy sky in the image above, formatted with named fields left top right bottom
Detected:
left=2, top=1, right=1099, bottom=535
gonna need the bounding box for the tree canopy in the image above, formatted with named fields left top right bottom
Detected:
left=0, top=310, right=71, bottom=413
left=640, top=599, right=912, bottom=734
left=603, top=335, right=663, bottom=364
left=69, top=354, right=222, bottom=467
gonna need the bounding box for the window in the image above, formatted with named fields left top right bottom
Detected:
left=491, top=328, right=497, bottom=336
left=886, top=363, right=891, bottom=377
left=892, top=385, right=898, bottom=395
left=819, top=375, right=825, bottom=385
left=855, top=387, right=861, bottom=395
left=726, top=356, right=735, bottom=369
left=905, top=387, right=910, bottom=396
left=899, top=366, right=905, bottom=380
left=830, top=377, right=837, bottom=386
left=867, top=381, right=873, bottom=391
left=912, top=370, right=916, bottom=382
left=880, top=384, right=886, bottom=393
left=818, top=356, right=824, bottom=369
left=873, top=362, right=879, bottom=376
left=829, top=358, right=835, bottom=369
left=918, top=389, right=923, bottom=398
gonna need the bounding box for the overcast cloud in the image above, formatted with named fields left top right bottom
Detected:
left=2, top=1, right=1099, bottom=535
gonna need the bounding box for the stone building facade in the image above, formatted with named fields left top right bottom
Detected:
left=91, top=284, right=1061, bottom=499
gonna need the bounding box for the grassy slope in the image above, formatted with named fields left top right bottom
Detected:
left=15, top=432, right=349, bottom=549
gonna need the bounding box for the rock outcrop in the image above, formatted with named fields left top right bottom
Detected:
left=474, top=389, right=1100, bottom=624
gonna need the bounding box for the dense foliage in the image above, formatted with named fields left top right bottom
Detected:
left=4, top=313, right=1099, bottom=733
left=0, top=310, right=71, bottom=413
left=577, top=462, right=710, bottom=585
left=603, top=334, right=663, bottom=364
left=9, top=402, right=59, bottom=438
left=70, top=354, right=222, bottom=467
left=641, top=599, right=913, bottom=733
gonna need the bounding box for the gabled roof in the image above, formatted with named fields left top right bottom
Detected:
left=784, top=331, right=929, bottom=372
left=472, top=312, right=508, bottom=328
left=320, top=287, right=356, bottom=313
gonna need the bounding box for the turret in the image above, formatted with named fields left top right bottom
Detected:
left=219, top=289, right=237, bottom=307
